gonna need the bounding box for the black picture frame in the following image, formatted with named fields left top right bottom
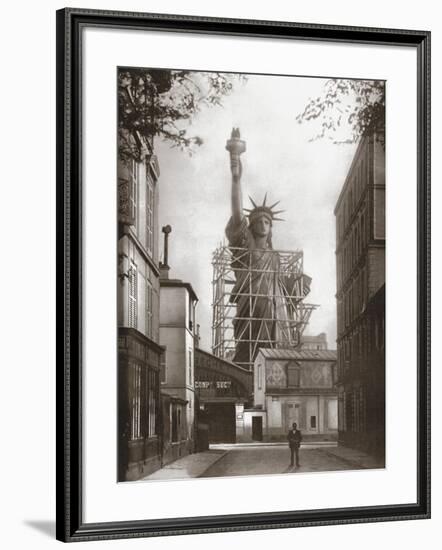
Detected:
left=56, top=7, right=431, bottom=542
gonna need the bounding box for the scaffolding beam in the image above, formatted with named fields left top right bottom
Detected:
left=211, top=245, right=318, bottom=370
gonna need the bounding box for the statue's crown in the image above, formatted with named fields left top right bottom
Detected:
left=244, top=194, right=285, bottom=223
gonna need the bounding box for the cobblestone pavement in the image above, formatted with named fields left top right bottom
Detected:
left=200, top=445, right=383, bottom=478
left=139, top=445, right=383, bottom=482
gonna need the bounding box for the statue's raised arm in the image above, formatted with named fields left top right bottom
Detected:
left=226, top=128, right=246, bottom=227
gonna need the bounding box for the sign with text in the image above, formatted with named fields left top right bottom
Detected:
left=195, top=380, right=232, bottom=389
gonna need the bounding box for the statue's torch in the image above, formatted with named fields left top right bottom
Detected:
left=226, top=128, right=246, bottom=178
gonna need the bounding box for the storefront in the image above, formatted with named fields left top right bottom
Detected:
left=118, top=327, right=163, bottom=481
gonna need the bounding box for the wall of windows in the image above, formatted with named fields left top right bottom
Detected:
left=119, top=240, right=160, bottom=341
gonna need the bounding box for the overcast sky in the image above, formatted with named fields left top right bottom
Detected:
left=155, top=72, right=358, bottom=351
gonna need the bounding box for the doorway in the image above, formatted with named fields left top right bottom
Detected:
left=252, top=416, right=263, bottom=441
left=286, top=402, right=300, bottom=430
left=205, top=402, right=236, bottom=443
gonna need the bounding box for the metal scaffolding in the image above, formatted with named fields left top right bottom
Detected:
left=212, top=245, right=318, bottom=370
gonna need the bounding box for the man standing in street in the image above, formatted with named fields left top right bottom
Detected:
left=288, top=422, right=302, bottom=467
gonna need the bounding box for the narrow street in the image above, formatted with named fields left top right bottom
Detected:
left=141, top=444, right=383, bottom=481
left=200, top=445, right=371, bottom=478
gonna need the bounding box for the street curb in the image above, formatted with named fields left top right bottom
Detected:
left=210, top=442, right=337, bottom=449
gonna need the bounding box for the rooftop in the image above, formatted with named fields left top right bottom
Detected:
left=159, top=277, right=198, bottom=302
left=256, top=348, right=337, bottom=361
left=196, top=347, right=252, bottom=375
left=301, top=333, right=327, bottom=343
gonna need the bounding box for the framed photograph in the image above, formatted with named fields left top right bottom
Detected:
left=56, top=8, right=430, bottom=542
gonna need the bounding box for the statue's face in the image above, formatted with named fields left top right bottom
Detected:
left=252, top=215, right=271, bottom=238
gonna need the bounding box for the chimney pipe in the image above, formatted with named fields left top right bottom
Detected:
left=160, top=225, right=172, bottom=279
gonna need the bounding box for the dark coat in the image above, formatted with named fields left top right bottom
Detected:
left=287, top=429, right=302, bottom=448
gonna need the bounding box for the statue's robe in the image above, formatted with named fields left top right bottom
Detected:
left=225, top=216, right=310, bottom=367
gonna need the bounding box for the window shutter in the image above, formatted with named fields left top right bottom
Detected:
left=145, top=168, right=155, bottom=257
left=145, top=278, right=153, bottom=338
left=129, top=264, right=137, bottom=328
left=129, top=160, right=138, bottom=226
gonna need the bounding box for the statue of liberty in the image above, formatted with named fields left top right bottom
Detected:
left=225, top=128, right=311, bottom=366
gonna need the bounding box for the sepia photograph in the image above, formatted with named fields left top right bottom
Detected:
left=116, top=66, right=386, bottom=483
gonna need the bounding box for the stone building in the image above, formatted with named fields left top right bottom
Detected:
left=159, top=263, right=198, bottom=465
left=334, top=132, right=385, bottom=460
left=252, top=349, right=338, bottom=442
left=117, top=132, right=163, bottom=481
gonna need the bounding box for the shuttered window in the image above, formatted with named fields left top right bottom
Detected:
left=287, top=362, right=300, bottom=388
left=128, top=263, right=137, bottom=328
left=146, top=169, right=155, bottom=257
left=145, top=277, right=153, bottom=338
left=130, top=159, right=138, bottom=226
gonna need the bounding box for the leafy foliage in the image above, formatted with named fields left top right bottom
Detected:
left=296, top=79, right=385, bottom=145
left=118, top=68, right=242, bottom=162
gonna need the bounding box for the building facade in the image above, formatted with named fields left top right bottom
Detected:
left=334, top=132, right=385, bottom=460
left=159, top=271, right=198, bottom=465
left=252, top=349, right=338, bottom=442
left=300, top=332, right=328, bottom=351
left=117, top=133, right=163, bottom=481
